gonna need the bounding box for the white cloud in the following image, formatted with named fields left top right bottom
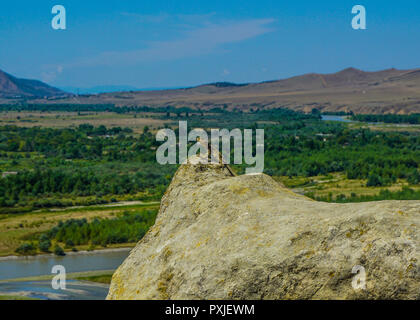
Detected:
left=60, top=18, right=275, bottom=68
left=120, top=12, right=217, bottom=26
left=40, top=65, right=63, bottom=83
left=120, top=12, right=170, bottom=24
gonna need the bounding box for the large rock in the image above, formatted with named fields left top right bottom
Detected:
left=107, top=161, right=419, bottom=300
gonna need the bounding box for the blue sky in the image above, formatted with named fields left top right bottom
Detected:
left=1, top=0, right=420, bottom=90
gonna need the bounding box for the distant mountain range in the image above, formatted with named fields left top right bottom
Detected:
left=1, top=67, right=420, bottom=114
left=60, top=85, right=140, bottom=95
left=59, top=85, right=186, bottom=94
left=0, top=69, right=67, bottom=99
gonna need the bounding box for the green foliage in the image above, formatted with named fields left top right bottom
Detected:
left=38, top=234, right=51, bottom=252
left=259, top=125, right=420, bottom=184
left=0, top=124, right=176, bottom=210
left=310, top=186, right=420, bottom=203
left=367, top=173, right=383, bottom=187
left=407, top=169, right=420, bottom=185
left=15, top=242, right=36, bottom=255
left=0, top=104, right=198, bottom=114
left=43, top=209, right=157, bottom=247
left=351, top=114, right=420, bottom=124
left=0, top=108, right=418, bottom=209
left=168, top=107, right=320, bottom=129
left=75, top=273, right=113, bottom=284
left=159, top=108, right=419, bottom=187
left=64, top=239, right=74, bottom=248
left=53, top=244, right=65, bottom=256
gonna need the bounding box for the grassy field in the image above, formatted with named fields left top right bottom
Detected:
left=348, top=121, right=420, bottom=133
left=0, top=269, right=115, bottom=284
left=75, top=272, right=113, bottom=284
left=0, top=202, right=158, bottom=257
left=277, top=173, right=420, bottom=200
left=0, top=111, right=170, bottom=133
left=0, top=295, right=40, bottom=300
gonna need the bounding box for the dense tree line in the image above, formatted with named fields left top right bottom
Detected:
left=0, top=124, right=175, bottom=210
left=165, top=107, right=320, bottom=130
left=14, top=209, right=158, bottom=255
left=44, top=209, right=157, bottom=247
left=309, top=186, right=420, bottom=203
left=351, top=114, right=420, bottom=124
left=0, top=166, right=170, bottom=207
left=262, top=126, right=420, bottom=185
left=0, top=125, right=137, bottom=159
left=0, top=104, right=200, bottom=114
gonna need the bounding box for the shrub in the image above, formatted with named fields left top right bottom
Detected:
left=15, top=242, right=36, bottom=255
left=65, top=239, right=74, bottom=248
left=367, top=174, right=383, bottom=187
left=407, top=170, right=420, bottom=185
left=38, top=239, right=51, bottom=252
left=53, top=244, right=65, bottom=256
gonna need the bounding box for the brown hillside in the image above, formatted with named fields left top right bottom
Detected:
left=0, top=69, right=67, bottom=98
left=3, top=67, right=420, bottom=114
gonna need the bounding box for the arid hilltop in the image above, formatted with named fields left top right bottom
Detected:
left=0, top=69, right=66, bottom=99
left=107, top=160, right=419, bottom=300
left=13, top=67, right=420, bottom=114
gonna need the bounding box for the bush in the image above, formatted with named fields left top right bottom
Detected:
left=38, top=239, right=51, bottom=252
left=15, top=242, right=36, bottom=255
left=64, top=239, right=74, bottom=248
left=367, top=174, right=383, bottom=187
left=53, top=244, right=65, bottom=256
left=407, top=170, right=420, bottom=185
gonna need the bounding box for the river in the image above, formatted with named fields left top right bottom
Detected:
left=0, top=248, right=131, bottom=300
left=321, top=115, right=353, bottom=122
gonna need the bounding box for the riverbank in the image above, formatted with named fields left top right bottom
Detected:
left=0, top=295, right=40, bottom=300
left=0, top=269, right=117, bottom=300
left=0, top=278, right=110, bottom=300
left=0, top=246, right=133, bottom=262
left=0, top=270, right=113, bottom=299
left=0, top=201, right=158, bottom=257
left=0, top=247, right=130, bottom=281
left=0, top=269, right=115, bottom=283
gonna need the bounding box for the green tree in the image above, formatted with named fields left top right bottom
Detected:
left=367, top=173, right=383, bottom=187
left=38, top=234, right=51, bottom=252
left=407, top=170, right=420, bottom=185
left=53, top=244, right=65, bottom=256
left=15, top=242, right=36, bottom=255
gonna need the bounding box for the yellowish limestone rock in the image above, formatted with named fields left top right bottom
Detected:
left=107, top=160, right=419, bottom=300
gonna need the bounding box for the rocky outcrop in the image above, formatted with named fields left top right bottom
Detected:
left=107, top=161, right=419, bottom=300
